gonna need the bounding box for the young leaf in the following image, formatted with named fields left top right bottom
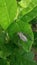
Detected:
left=0, top=0, right=17, bottom=29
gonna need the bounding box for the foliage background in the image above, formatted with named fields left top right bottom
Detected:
left=0, top=0, right=37, bottom=65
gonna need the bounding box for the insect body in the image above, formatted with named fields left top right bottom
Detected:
left=17, top=32, right=28, bottom=42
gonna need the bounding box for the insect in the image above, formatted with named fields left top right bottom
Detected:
left=17, top=32, right=28, bottom=42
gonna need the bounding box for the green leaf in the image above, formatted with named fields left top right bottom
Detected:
left=0, top=42, right=14, bottom=58
left=9, top=48, right=37, bottom=65
left=0, top=58, right=7, bottom=65
left=7, top=21, right=34, bottom=52
left=33, top=32, right=37, bottom=48
left=18, top=6, right=37, bottom=23
left=30, top=17, right=37, bottom=24
left=30, top=17, right=37, bottom=48
left=0, top=26, right=10, bottom=47
left=19, top=0, right=37, bottom=8
left=17, top=0, right=37, bottom=23
left=10, top=57, right=37, bottom=65
left=0, top=40, right=19, bottom=59
left=19, top=0, right=31, bottom=8
left=0, top=0, right=17, bottom=29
